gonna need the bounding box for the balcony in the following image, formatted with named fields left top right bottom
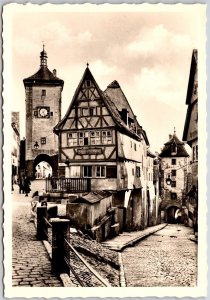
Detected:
left=46, top=177, right=91, bottom=193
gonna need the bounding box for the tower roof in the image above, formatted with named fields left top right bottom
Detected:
left=23, top=47, right=64, bottom=87
left=159, top=132, right=189, bottom=157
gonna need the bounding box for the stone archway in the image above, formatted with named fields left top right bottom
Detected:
left=33, top=154, right=58, bottom=179
left=165, top=204, right=181, bottom=223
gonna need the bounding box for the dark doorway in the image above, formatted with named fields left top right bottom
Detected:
left=166, top=206, right=180, bottom=223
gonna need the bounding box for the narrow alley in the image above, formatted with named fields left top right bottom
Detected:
left=122, top=224, right=197, bottom=287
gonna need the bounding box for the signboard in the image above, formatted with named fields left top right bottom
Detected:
left=58, top=163, right=66, bottom=167
left=76, top=148, right=102, bottom=155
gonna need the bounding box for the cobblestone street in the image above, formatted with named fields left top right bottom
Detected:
left=122, top=224, right=197, bottom=287
left=12, top=181, right=62, bottom=287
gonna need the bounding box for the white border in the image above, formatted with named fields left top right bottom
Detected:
left=3, top=3, right=207, bottom=298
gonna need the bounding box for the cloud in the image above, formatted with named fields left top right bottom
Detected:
left=126, top=24, right=192, bottom=60
left=129, top=65, right=186, bottom=108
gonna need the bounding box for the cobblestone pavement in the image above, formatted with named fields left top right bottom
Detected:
left=12, top=182, right=62, bottom=287
left=122, top=224, right=197, bottom=287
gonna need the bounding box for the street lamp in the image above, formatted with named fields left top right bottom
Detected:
left=166, top=175, right=171, bottom=185
left=34, top=141, right=39, bottom=149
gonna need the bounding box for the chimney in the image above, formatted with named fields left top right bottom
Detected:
left=53, top=69, right=57, bottom=77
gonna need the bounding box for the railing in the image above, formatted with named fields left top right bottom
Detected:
left=37, top=209, right=111, bottom=286
left=46, top=177, right=91, bottom=193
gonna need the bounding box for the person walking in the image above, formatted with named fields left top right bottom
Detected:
left=24, top=176, right=31, bottom=197
left=18, top=175, right=25, bottom=194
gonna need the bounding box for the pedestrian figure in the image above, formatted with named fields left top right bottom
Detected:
left=18, top=176, right=25, bottom=194
left=24, top=176, right=31, bottom=197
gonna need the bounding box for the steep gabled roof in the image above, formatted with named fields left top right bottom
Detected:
left=186, top=49, right=198, bottom=105
left=159, top=133, right=189, bottom=157
left=54, top=67, right=149, bottom=143
left=23, top=67, right=64, bottom=86
left=183, top=49, right=198, bottom=142
left=54, top=66, right=105, bottom=133
left=104, top=80, right=149, bottom=145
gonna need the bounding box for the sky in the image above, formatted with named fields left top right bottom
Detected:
left=10, top=4, right=206, bottom=153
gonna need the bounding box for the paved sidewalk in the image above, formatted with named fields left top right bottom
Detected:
left=12, top=184, right=63, bottom=287
left=102, top=223, right=168, bottom=251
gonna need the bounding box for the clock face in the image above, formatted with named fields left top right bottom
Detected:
left=39, top=107, right=49, bottom=117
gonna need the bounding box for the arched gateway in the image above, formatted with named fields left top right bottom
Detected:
left=23, top=46, right=64, bottom=179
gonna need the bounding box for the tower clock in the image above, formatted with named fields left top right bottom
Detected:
left=23, top=46, right=64, bottom=177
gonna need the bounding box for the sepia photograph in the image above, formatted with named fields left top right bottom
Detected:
left=3, top=3, right=207, bottom=298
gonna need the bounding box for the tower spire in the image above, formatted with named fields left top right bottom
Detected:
left=40, top=43, right=48, bottom=67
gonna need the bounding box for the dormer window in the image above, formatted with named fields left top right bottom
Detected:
left=171, top=142, right=177, bottom=155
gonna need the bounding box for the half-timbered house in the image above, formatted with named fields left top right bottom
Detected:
left=54, top=66, right=150, bottom=231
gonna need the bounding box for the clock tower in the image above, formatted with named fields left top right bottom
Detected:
left=23, top=46, right=64, bottom=178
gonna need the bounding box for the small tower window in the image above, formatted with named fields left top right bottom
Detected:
left=41, top=89, right=46, bottom=97
left=171, top=142, right=177, bottom=155
left=171, top=170, right=176, bottom=177
left=172, top=158, right=176, bottom=165
left=41, top=137, right=46, bottom=145
left=171, top=181, right=176, bottom=187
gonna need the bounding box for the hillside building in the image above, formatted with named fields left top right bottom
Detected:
left=12, top=112, right=20, bottom=189
left=159, top=131, right=189, bottom=223
left=54, top=66, right=154, bottom=232
left=183, top=49, right=198, bottom=231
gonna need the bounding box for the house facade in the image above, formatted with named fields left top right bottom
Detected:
left=159, top=131, right=189, bottom=223
left=54, top=66, right=152, bottom=232
left=12, top=112, right=20, bottom=189
left=147, top=150, right=161, bottom=226
left=183, top=49, right=198, bottom=230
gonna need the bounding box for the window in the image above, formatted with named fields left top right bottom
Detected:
left=171, top=181, right=176, bottom=187
left=83, top=166, right=92, bottom=178
left=130, top=141, right=132, bottom=148
left=96, top=107, right=101, bottom=115
left=34, top=110, right=38, bottom=117
left=102, top=131, right=112, bottom=144
left=78, top=132, right=89, bottom=146
left=96, top=166, right=105, bottom=177
left=134, top=143, right=136, bottom=151
left=171, top=170, right=176, bottom=177
left=132, top=168, right=134, bottom=176
left=171, top=142, right=177, bottom=155
left=41, top=89, right=46, bottom=97
left=171, top=192, right=177, bottom=200
left=82, top=108, right=89, bottom=116
left=172, top=158, right=176, bottom=165
left=50, top=111, right=53, bottom=116
left=90, top=131, right=100, bottom=145
left=67, top=132, right=77, bottom=146
left=41, top=137, right=46, bottom=145
left=106, top=166, right=117, bottom=178
left=86, top=80, right=91, bottom=87
left=70, top=166, right=80, bottom=177
left=136, top=166, right=140, bottom=178
left=89, top=107, right=95, bottom=116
